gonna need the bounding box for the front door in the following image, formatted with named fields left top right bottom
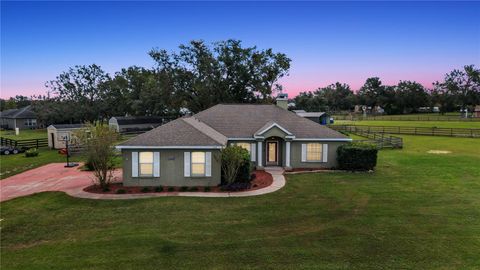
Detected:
left=266, top=141, right=278, bottom=165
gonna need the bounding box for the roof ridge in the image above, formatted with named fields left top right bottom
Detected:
left=182, top=117, right=228, bottom=145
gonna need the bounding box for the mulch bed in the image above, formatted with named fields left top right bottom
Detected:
left=83, top=170, right=273, bottom=194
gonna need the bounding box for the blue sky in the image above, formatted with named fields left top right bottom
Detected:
left=1, top=1, right=479, bottom=98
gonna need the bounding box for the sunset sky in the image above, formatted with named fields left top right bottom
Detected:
left=1, top=1, right=479, bottom=99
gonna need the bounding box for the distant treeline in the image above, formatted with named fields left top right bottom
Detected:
left=2, top=40, right=291, bottom=125
left=292, top=65, right=480, bottom=115
left=1, top=40, right=479, bottom=125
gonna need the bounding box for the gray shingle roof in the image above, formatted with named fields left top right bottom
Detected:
left=112, top=116, right=167, bottom=125
left=194, top=104, right=347, bottom=139
left=118, top=118, right=222, bottom=147
left=119, top=104, right=348, bottom=147
left=0, top=106, right=36, bottom=119
left=49, top=124, right=84, bottom=129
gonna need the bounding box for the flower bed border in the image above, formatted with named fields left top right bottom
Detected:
left=83, top=170, right=273, bottom=195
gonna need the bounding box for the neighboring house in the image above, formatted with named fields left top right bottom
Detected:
left=0, top=106, right=38, bottom=130
left=109, top=116, right=170, bottom=133
left=47, top=124, right=84, bottom=149
left=116, top=101, right=351, bottom=187
left=474, top=105, right=480, bottom=118
left=293, top=110, right=330, bottom=125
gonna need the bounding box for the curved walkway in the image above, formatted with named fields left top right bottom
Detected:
left=1, top=164, right=285, bottom=202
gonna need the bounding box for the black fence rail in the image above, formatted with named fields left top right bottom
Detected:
left=331, top=125, right=480, bottom=138
left=337, top=127, right=404, bottom=149
left=0, top=137, right=49, bottom=149
left=333, top=115, right=480, bottom=121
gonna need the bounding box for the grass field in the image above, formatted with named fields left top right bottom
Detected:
left=1, top=135, right=479, bottom=269
left=332, top=112, right=477, bottom=122
left=334, top=120, right=480, bottom=129
left=0, top=149, right=81, bottom=179
left=0, top=129, right=47, bottom=140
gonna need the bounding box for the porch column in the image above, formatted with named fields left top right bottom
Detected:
left=257, top=141, right=263, bottom=167
left=285, top=141, right=291, bottom=168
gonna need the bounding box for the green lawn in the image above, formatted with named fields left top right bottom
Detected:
left=334, top=120, right=480, bottom=129
left=0, top=129, right=47, bottom=140
left=1, top=136, right=480, bottom=269
left=0, top=149, right=82, bottom=179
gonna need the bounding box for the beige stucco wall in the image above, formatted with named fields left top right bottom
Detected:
left=122, top=149, right=222, bottom=187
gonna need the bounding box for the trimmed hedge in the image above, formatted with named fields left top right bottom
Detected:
left=337, top=142, right=378, bottom=171
left=236, top=151, right=252, bottom=183
left=25, top=148, right=39, bottom=157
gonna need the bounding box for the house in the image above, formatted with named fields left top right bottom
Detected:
left=109, top=116, right=170, bottom=133
left=116, top=101, right=351, bottom=187
left=293, top=110, right=330, bottom=125
left=474, top=105, right=480, bottom=118
left=47, top=124, right=84, bottom=149
left=0, top=105, right=38, bottom=130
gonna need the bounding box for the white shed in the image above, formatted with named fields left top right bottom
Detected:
left=47, top=124, right=84, bottom=149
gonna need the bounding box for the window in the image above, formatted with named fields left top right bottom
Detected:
left=191, top=152, right=206, bottom=176
left=139, top=152, right=154, bottom=177
left=234, top=142, right=250, bottom=154
left=25, top=119, right=37, bottom=127
left=306, top=143, right=322, bottom=161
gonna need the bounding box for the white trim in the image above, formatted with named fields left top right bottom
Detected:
left=250, top=143, right=256, bottom=162
left=301, top=144, right=307, bottom=162
left=116, top=145, right=222, bottom=150
left=153, top=152, right=160, bottom=177
left=257, top=141, right=263, bottom=166
left=322, top=144, right=328, bottom=162
left=205, top=152, right=212, bottom=177
left=293, top=138, right=352, bottom=142
left=132, top=152, right=139, bottom=177
left=285, top=141, right=291, bottom=167
left=256, top=123, right=293, bottom=136
left=227, top=137, right=256, bottom=141
left=184, top=152, right=191, bottom=177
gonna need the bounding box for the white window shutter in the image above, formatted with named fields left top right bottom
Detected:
left=250, top=143, right=256, bottom=162
left=323, top=144, right=328, bottom=162
left=301, top=144, right=307, bottom=162
left=153, top=152, right=160, bottom=177
left=132, top=152, right=139, bottom=177
left=184, top=152, right=191, bottom=177
left=205, top=152, right=212, bottom=177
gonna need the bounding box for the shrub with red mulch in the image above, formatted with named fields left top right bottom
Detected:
left=83, top=170, right=273, bottom=194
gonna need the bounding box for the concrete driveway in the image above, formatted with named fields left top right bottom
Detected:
left=0, top=164, right=284, bottom=201
left=0, top=163, right=121, bottom=202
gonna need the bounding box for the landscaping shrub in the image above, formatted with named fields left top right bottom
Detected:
left=141, top=187, right=150, bottom=193
left=236, top=151, right=252, bottom=183
left=154, top=186, right=164, bottom=192
left=188, top=187, right=199, bottom=192
left=167, top=187, right=175, bottom=192
left=221, top=145, right=250, bottom=184
left=204, top=187, right=211, bottom=192
left=116, top=189, right=126, bottom=194
left=220, top=182, right=251, bottom=192
left=337, top=142, right=378, bottom=171
left=180, top=186, right=188, bottom=192
left=83, top=161, right=95, bottom=171
left=25, top=148, right=39, bottom=157
left=250, top=173, right=256, bottom=181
